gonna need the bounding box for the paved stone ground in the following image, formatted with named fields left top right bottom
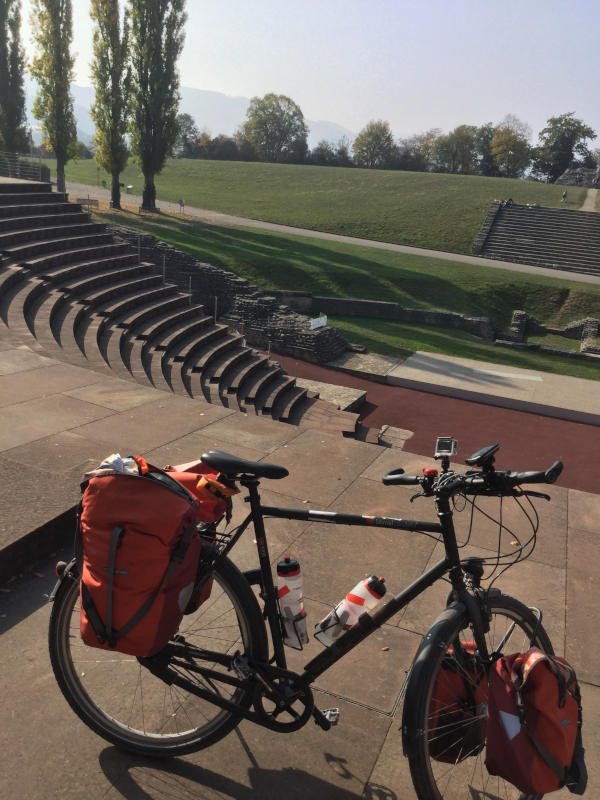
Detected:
left=2, top=317, right=600, bottom=798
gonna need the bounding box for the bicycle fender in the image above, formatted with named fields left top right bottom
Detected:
left=49, top=556, right=79, bottom=601
left=401, top=602, right=466, bottom=759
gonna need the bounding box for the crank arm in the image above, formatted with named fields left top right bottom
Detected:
left=161, top=666, right=306, bottom=732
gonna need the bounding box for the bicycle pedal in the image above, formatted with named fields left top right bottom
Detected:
left=322, top=708, right=340, bottom=725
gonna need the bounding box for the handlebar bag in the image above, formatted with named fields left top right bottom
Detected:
left=486, top=648, right=587, bottom=795
left=78, top=458, right=208, bottom=657
left=428, top=641, right=487, bottom=763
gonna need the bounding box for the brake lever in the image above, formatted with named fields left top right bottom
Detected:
left=517, top=490, right=551, bottom=501
left=410, top=491, right=428, bottom=503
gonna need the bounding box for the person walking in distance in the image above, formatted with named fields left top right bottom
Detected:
left=561, top=189, right=567, bottom=204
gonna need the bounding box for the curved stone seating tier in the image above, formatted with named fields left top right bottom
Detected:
left=0, top=179, right=359, bottom=435
left=476, top=203, right=600, bottom=275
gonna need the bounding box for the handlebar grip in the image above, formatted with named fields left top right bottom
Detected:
left=507, top=460, right=563, bottom=486
left=382, top=469, right=421, bottom=486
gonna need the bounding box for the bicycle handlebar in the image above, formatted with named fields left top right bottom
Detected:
left=382, top=460, right=563, bottom=496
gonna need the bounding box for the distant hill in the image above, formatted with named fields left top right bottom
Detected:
left=25, top=78, right=355, bottom=149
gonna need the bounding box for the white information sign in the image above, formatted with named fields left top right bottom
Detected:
left=309, top=315, right=328, bottom=330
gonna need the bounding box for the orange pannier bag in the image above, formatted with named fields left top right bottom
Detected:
left=486, top=648, right=587, bottom=795
left=428, top=641, right=487, bottom=763
left=79, top=457, right=234, bottom=657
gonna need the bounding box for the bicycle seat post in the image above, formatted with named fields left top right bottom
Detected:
left=242, top=476, right=288, bottom=670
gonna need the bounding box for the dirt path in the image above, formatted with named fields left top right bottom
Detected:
left=66, top=180, right=600, bottom=287
left=581, top=187, right=599, bottom=212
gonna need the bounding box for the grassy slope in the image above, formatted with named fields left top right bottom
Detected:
left=57, top=157, right=588, bottom=254
left=96, top=208, right=600, bottom=330
left=93, top=208, right=600, bottom=381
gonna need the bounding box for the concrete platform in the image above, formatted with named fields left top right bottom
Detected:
left=1, top=323, right=600, bottom=798
left=332, top=350, right=600, bottom=426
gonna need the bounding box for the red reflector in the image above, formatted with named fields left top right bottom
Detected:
left=423, top=468, right=438, bottom=477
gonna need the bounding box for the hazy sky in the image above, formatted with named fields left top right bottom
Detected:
left=21, top=0, right=600, bottom=142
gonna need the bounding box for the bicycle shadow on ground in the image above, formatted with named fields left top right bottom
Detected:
left=99, top=741, right=398, bottom=800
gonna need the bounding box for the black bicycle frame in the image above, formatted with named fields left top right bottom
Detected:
left=225, top=479, right=486, bottom=685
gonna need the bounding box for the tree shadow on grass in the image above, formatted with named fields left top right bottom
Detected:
left=126, top=217, right=486, bottom=319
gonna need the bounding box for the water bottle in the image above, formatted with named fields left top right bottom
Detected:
left=314, top=575, right=386, bottom=647
left=277, top=557, right=308, bottom=649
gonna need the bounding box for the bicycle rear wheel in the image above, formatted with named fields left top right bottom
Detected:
left=49, top=555, right=268, bottom=757
left=404, top=592, right=553, bottom=800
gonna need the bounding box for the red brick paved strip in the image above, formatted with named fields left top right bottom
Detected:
left=274, top=353, right=597, bottom=495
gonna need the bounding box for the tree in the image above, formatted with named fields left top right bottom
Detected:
left=89, top=0, right=130, bottom=209
left=432, top=125, right=477, bottom=174
left=128, top=0, right=186, bottom=211
left=29, top=0, right=77, bottom=192
left=352, top=120, right=397, bottom=169
left=475, top=122, right=499, bottom=176
left=531, top=113, right=596, bottom=182
left=240, top=93, right=308, bottom=163
left=335, top=136, right=353, bottom=167
left=396, top=128, right=441, bottom=171
left=311, top=139, right=337, bottom=166
left=490, top=115, right=531, bottom=177
left=174, top=112, right=199, bottom=157
left=0, top=0, right=28, bottom=152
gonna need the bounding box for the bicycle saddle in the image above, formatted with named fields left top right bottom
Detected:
left=201, top=450, right=289, bottom=480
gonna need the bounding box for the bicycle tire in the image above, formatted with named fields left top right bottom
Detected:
left=404, top=592, right=553, bottom=800
left=49, top=555, right=268, bottom=757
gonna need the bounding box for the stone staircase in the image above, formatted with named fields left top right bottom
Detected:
left=0, top=179, right=359, bottom=436
left=474, top=202, right=600, bottom=276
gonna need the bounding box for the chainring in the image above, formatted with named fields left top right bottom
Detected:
left=252, top=677, right=314, bottom=732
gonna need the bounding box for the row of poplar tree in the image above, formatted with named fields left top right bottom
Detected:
left=0, top=0, right=184, bottom=211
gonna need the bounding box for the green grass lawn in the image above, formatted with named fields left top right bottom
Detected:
left=330, top=318, right=600, bottom=381
left=91, top=208, right=600, bottom=381
left=51, top=156, right=588, bottom=254
left=95, top=208, right=600, bottom=332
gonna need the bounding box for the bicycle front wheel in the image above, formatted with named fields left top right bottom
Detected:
left=49, top=555, right=268, bottom=757
left=404, top=592, right=553, bottom=800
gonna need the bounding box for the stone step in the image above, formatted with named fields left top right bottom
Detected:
left=71, top=274, right=163, bottom=311
left=226, top=354, right=270, bottom=395
left=0, top=221, right=105, bottom=248
left=156, top=316, right=218, bottom=355
left=0, top=210, right=91, bottom=233
left=0, top=201, right=78, bottom=219
left=38, top=253, right=140, bottom=284
left=0, top=181, right=52, bottom=194
left=188, top=333, right=245, bottom=375
left=208, top=346, right=256, bottom=386
left=243, top=365, right=283, bottom=405
left=259, top=376, right=297, bottom=414
left=25, top=242, right=131, bottom=273
left=298, top=399, right=359, bottom=436
left=175, top=325, right=229, bottom=371
left=0, top=191, right=66, bottom=205
left=115, top=295, right=189, bottom=334
left=282, top=388, right=319, bottom=425
left=133, top=305, right=206, bottom=345
left=3, top=232, right=114, bottom=262
left=61, top=264, right=159, bottom=302
left=0, top=265, right=28, bottom=322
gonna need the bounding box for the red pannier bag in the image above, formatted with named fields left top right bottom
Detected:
left=163, top=460, right=238, bottom=613
left=428, top=641, right=487, bottom=763
left=486, top=648, right=587, bottom=795
left=79, top=457, right=234, bottom=657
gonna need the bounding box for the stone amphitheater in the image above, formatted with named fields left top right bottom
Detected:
left=0, top=177, right=359, bottom=437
